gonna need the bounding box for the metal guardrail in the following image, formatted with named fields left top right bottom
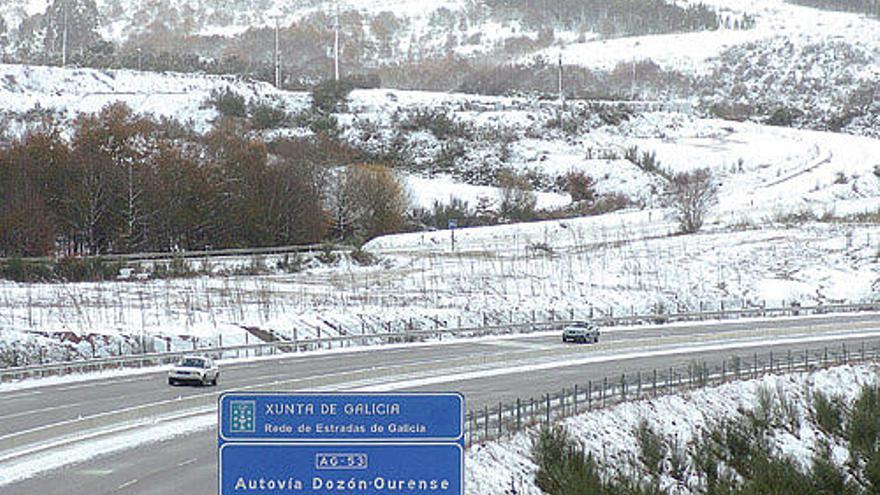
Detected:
left=464, top=340, right=880, bottom=446
left=1, top=302, right=878, bottom=382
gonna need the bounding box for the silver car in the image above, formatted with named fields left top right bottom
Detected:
left=168, top=356, right=219, bottom=386
left=562, top=322, right=600, bottom=344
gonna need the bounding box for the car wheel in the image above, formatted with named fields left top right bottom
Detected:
left=168, top=378, right=175, bottom=386
left=212, top=375, right=219, bottom=386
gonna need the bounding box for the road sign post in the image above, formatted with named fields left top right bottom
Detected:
left=219, top=393, right=464, bottom=495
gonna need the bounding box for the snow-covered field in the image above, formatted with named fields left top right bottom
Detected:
left=468, top=363, right=880, bottom=495
left=535, top=0, right=880, bottom=74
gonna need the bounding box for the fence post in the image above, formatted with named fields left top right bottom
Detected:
left=545, top=394, right=551, bottom=424
left=787, top=350, right=792, bottom=372
left=498, top=402, right=503, bottom=438
left=621, top=373, right=627, bottom=401
left=588, top=381, right=592, bottom=411
left=637, top=372, right=641, bottom=396
left=484, top=406, right=489, bottom=441
left=769, top=351, right=774, bottom=373
left=753, top=353, right=758, bottom=378
left=842, top=343, right=847, bottom=364
left=516, top=399, right=522, bottom=431
left=653, top=369, right=657, bottom=396
left=574, top=384, right=579, bottom=413
left=602, top=377, right=608, bottom=408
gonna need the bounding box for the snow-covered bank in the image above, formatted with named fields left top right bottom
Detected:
left=467, top=363, right=880, bottom=495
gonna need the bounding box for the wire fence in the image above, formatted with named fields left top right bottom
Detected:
left=463, top=340, right=880, bottom=447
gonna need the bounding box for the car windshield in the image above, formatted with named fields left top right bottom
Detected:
left=179, top=358, right=206, bottom=368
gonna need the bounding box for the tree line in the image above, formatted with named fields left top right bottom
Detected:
left=0, top=103, right=409, bottom=258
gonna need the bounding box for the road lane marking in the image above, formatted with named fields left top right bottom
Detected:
left=117, top=479, right=138, bottom=490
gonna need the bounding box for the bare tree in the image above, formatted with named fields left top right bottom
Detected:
left=663, top=168, right=718, bottom=234
left=498, top=169, right=537, bottom=222
left=329, top=164, right=409, bottom=243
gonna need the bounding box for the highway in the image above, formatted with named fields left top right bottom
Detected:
left=2, top=313, right=880, bottom=494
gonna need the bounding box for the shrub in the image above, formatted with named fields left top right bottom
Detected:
left=0, top=257, right=53, bottom=282
left=533, top=425, right=605, bottom=495
left=207, top=87, right=247, bottom=118
left=249, top=102, right=288, bottom=130
left=635, top=419, right=666, bottom=478
left=311, top=78, right=355, bottom=114
left=565, top=171, right=596, bottom=202
left=812, top=391, right=844, bottom=436
left=53, top=257, right=122, bottom=282
left=498, top=169, right=537, bottom=222
left=663, top=168, right=718, bottom=234
left=847, top=385, right=880, bottom=462
left=350, top=248, right=377, bottom=266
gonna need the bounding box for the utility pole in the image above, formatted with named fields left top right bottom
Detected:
left=62, top=0, right=68, bottom=67
left=333, top=0, right=340, bottom=81
left=274, top=15, right=281, bottom=87
left=136, top=47, right=142, bottom=71
left=558, top=48, right=565, bottom=133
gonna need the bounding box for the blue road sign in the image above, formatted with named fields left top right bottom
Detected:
left=219, top=393, right=464, bottom=443
left=220, top=443, right=462, bottom=495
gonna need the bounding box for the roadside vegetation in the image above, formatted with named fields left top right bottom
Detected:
left=533, top=382, right=880, bottom=495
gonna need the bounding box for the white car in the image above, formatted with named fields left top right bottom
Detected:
left=562, top=322, right=600, bottom=344
left=168, top=356, right=219, bottom=386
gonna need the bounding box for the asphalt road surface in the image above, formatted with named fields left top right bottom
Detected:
left=3, top=312, right=880, bottom=494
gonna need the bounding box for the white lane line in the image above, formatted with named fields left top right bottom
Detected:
left=0, top=401, right=85, bottom=421
left=54, top=376, right=155, bottom=392
left=354, top=330, right=880, bottom=392
left=482, top=340, right=556, bottom=350
left=176, top=458, right=197, bottom=467
left=2, top=390, right=43, bottom=400
left=117, top=479, right=138, bottom=490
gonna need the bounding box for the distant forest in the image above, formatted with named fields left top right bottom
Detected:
left=786, top=0, right=880, bottom=15
left=486, top=0, right=719, bottom=36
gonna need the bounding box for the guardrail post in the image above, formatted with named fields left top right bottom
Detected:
left=823, top=346, right=828, bottom=365
left=637, top=372, right=641, bottom=396
left=498, top=402, right=503, bottom=438
left=769, top=351, right=773, bottom=373
left=861, top=342, right=866, bottom=362
left=621, top=374, right=627, bottom=400
left=842, top=343, right=847, bottom=364
left=574, top=384, right=579, bottom=413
